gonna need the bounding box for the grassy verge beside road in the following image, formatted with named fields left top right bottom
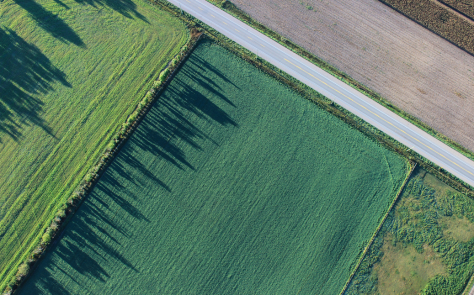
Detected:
left=204, top=0, right=474, bottom=164
left=157, top=0, right=474, bottom=198
left=0, top=0, right=188, bottom=291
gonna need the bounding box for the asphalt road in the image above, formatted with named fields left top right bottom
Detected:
left=168, top=0, right=474, bottom=187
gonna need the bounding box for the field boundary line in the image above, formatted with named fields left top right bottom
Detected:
left=5, top=23, right=201, bottom=295
left=338, top=161, right=417, bottom=295
left=169, top=0, right=474, bottom=199
left=378, top=0, right=474, bottom=57
left=195, top=0, right=474, bottom=193
left=201, top=0, right=474, bottom=163
left=160, top=0, right=474, bottom=200
left=432, top=0, right=474, bottom=24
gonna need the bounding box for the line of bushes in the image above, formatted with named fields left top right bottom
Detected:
left=156, top=0, right=474, bottom=199
left=379, top=0, right=474, bottom=56
left=3, top=26, right=202, bottom=295
left=437, top=0, right=474, bottom=20
left=203, top=0, right=474, bottom=165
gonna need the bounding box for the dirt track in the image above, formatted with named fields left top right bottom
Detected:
left=231, top=0, right=474, bottom=152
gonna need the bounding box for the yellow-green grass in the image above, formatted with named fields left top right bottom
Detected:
left=19, top=42, right=408, bottom=294
left=0, top=0, right=188, bottom=289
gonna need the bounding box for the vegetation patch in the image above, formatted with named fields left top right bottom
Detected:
left=0, top=0, right=188, bottom=291
left=379, top=0, right=474, bottom=55
left=374, top=234, right=446, bottom=294
left=19, top=42, right=408, bottom=295
left=346, top=168, right=474, bottom=294
left=442, top=216, right=474, bottom=243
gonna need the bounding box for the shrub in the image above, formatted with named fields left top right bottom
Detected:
left=219, top=0, right=228, bottom=8
left=33, top=247, right=43, bottom=256
left=129, top=113, right=138, bottom=123
left=153, top=80, right=162, bottom=88
left=16, top=263, right=29, bottom=278
left=85, top=173, right=93, bottom=183
left=107, top=141, right=116, bottom=151
left=159, top=68, right=170, bottom=82
left=41, top=229, right=53, bottom=245
left=171, top=58, right=178, bottom=67
left=50, top=222, right=59, bottom=231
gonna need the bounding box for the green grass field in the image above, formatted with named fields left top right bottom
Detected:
left=0, top=0, right=188, bottom=289
left=18, top=42, right=408, bottom=294
left=347, top=169, right=474, bottom=294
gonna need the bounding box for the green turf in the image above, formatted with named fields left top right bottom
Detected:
left=18, top=42, right=408, bottom=294
left=0, top=0, right=188, bottom=288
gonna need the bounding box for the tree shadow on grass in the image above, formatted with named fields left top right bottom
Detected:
left=18, top=184, right=141, bottom=294
left=18, top=45, right=241, bottom=294
left=13, top=0, right=85, bottom=47
left=72, top=0, right=148, bottom=22
left=0, top=28, right=70, bottom=142
left=129, top=56, right=238, bottom=176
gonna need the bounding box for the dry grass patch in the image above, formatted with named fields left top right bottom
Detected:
left=374, top=235, right=445, bottom=295
left=442, top=217, right=474, bottom=242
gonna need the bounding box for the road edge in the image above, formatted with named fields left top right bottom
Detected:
left=203, top=0, right=474, bottom=166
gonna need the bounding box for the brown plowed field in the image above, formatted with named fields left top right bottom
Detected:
left=230, top=0, right=474, bottom=152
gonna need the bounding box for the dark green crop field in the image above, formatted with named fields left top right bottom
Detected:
left=0, top=0, right=187, bottom=289
left=19, top=42, right=408, bottom=294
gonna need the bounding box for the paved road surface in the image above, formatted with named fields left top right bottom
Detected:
left=168, top=0, right=474, bottom=187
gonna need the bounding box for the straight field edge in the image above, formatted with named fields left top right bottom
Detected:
left=150, top=3, right=474, bottom=292
left=6, top=1, right=474, bottom=294
left=338, top=162, right=417, bottom=295
left=154, top=3, right=474, bottom=292
left=200, top=1, right=474, bottom=176
left=378, top=0, right=474, bottom=57
left=3, top=16, right=199, bottom=295
left=159, top=0, right=474, bottom=196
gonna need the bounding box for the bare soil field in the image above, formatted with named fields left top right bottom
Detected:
left=230, top=0, right=474, bottom=153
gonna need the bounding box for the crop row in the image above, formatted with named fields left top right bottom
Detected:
left=438, top=0, right=474, bottom=20
left=379, top=0, right=474, bottom=55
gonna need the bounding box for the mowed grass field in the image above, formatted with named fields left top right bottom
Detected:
left=19, top=42, right=408, bottom=294
left=0, top=0, right=188, bottom=289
